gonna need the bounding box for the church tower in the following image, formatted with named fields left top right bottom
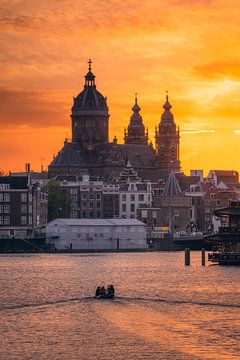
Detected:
left=155, top=94, right=180, bottom=171
left=124, top=95, right=148, bottom=145
left=71, top=60, right=109, bottom=150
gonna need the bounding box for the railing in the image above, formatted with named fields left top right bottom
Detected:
left=209, top=252, right=240, bottom=261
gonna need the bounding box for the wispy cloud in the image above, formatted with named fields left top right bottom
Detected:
left=181, top=129, right=216, bottom=135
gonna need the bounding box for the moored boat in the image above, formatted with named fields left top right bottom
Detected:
left=205, top=199, right=240, bottom=265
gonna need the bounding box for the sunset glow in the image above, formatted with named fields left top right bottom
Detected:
left=0, top=0, right=240, bottom=174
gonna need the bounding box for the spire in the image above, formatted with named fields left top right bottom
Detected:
left=163, top=91, right=172, bottom=111
left=88, top=58, right=92, bottom=71
left=85, top=58, right=95, bottom=87
left=124, top=94, right=148, bottom=145
left=162, top=171, right=181, bottom=196
left=132, top=93, right=141, bottom=113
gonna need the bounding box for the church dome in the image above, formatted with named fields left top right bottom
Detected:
left=72, top=60, right=108, bottom=115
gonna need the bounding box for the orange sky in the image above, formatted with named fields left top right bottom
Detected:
left=0, top=0, right=240, bottom=175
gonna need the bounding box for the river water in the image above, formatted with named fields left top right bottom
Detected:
left=0, top=252, right=239, bottom=360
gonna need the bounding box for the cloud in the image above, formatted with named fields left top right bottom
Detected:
left=181, top=129, right=216, bottom=135
left=0, top=87, right=69, bottom=127
left=194, top=59, right=240, bottom=80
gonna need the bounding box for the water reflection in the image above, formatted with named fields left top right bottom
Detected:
left=0, top=252, right=239, bottom=360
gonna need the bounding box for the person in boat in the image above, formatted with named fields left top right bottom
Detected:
left=107, top=284, right=115, bottom=298
left=95, top=286, right=101, bottom=297
left=99, top=285, right=106, bottom=296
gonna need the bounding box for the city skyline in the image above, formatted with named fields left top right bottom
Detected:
left=0, top=0, right=240, bottom=174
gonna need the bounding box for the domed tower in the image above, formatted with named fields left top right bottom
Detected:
left=124, top=95, right=148, bottom=145
left=71, top=60, right=109, bottom=149
left=155, top=94, right=180, bottom=171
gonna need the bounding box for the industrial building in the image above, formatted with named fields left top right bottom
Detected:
left=46, top=218, right=146, bottom=251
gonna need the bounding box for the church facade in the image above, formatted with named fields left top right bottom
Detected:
left=48, top=61, right=181, bottom=181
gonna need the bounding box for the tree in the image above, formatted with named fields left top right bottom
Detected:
left=47, top=180, right=71, bottom=222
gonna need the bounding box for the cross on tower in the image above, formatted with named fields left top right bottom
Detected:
left=88, top=59, right=92, bottom=71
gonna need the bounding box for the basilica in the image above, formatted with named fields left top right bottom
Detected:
left=48, top=61, right=180, bottom=181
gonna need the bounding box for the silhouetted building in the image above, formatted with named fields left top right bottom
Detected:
left=48, top=61, right=181, bottom=181
left=0, top=175, right=47, bottom=239
left=155, top=95, right=180, bottom=171
left=124, top=95, right=148, bottom=145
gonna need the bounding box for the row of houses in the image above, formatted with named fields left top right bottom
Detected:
left=0, top=165, right=239, bottom=243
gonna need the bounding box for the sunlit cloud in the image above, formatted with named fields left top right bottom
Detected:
left=0, top=0, right=240, bottom=173
left=181, top=129, right=216, bottom=135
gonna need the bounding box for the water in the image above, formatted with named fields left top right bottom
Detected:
left=0, top=252, right=239, bottom=360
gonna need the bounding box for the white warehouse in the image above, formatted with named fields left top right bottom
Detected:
left=46, top=218, right=147, bottom=251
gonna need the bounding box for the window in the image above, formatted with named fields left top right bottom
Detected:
left=130, top=194, right=135, bottom=201
left=131, top=184, right=135, bottom=190
left=21, top=205, right=27, bottom=213
left=72, top=211, right=78, bottom=218
left=71, top=203, right=78, bottom=210
left=89, top=193, right=94, bottom=200
left=0, top=205, right=3, bottom=213
left=138, top=194, right=144, bottom=201
left=4, top=193, right=10, bottom=202
left=21, top=216, right=27, bottom=225
left=71, top=196, right=78, bottom=202
left=122, top=194, right=126, bottom=201
left=131, top=204, right=135, bottom=212
left=29, top=205, right=32, bottom=214
left=81, top=193, right=87, bottom=200
left=0, top=193, right=3, bottom=201
left=152, top=211, right=157, bottom=218
left=29, top=194, right=32, bottom=202
left=4, top=205, right=10, bottom=213
left=4, top=216, right=10, bottom=225
left=141, top=210, right=147, bottom=218
left=29, top=216, right=32, bottom=225
left=174, top=209, right=179, bottom=217
left=96, top=202, right=101, bottom=208
left=122, top=204, right=126, bottom=212
left=89, top=211, right=94, bottom=218
left=97, top=211, right=101, bottom=218
left=82, top=211, right=87, bottom=218
left=0, top=184, right=9, bottom=189
left=82, top=202, right=87, bottom=209
left=70, top=188, right=77, bottom=195
left=89, top=202, right=94, bottom=209
left=96, top=194, right=101, bottom=200
left=0, top=216, right=3, bottom=224
left=21, top=193, right=27, bottom=202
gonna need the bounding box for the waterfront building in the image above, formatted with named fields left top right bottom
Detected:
left=206, top=199, right=240, bottom=265
left=186, top=180, right=237, bottom=232
left=117, top=162, right=152, bottom=219
left=46, top=218, right=147, bottom=251
left=0, top=175, right=48, bottom=239
left=56, top=174, right=119, bottom=219
left=48, top=61, right=180, bottom=181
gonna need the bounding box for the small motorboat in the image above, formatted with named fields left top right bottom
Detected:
left=97, top=293, right=114, bottom=300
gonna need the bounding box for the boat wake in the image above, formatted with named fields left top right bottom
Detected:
left=1, top=295, right=239, bottom=312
